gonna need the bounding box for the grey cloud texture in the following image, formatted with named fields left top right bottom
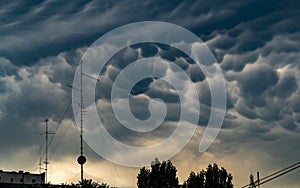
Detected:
left=0, top=0, right=300, bottom=187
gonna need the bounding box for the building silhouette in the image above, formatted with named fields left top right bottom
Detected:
left=0, top=170, right=45, bottom=188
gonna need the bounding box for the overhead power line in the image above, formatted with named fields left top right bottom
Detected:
left=241, top=161, right=300, bottom=188
left=48, top=100, right=72, bottom=147
left=33, top=99, right=72, bottom=173
left=259, top=163, right=300, bottom=186
left=259, top=161, right=300, bottom=182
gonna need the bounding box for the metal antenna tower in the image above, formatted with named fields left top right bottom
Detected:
left=67, top=59, right=100, bottom=185
left=40, top=119, right=54, bottom=184
left=43, top=119, right=53, bottom=184
left=77, top=59, right=87, bottom=185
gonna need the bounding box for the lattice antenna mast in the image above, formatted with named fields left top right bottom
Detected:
left=79, top=60, right=86, bottom=184
left=43, top=119, right=54, bottom=184
left=67, top=60, right=100, bottom=185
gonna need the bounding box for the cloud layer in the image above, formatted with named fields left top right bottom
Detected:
left=0, top=0, right=299, bottom=187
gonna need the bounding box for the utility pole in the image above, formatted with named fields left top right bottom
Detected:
left=241, top=162, right=300, bottom=188
left=249, top=173, right=256, bottom=188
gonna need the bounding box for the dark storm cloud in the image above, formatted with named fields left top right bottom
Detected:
left=272, top=74, right=297, bottom=99
left=2, top=0, right=297, bottom=135
left=204, top=0, right=300, bottom=137
left=130, top=78, right=154, bottom=95
left=95, top=100, right=178, bottom=147
left=220, top=52, right=259, bottom=72
left=105, top=46, right=139, bottom=71
left=92, top=41, right=213, bottom=133
left=0, top=0, right=186, bottom=66
left=290, top=93, right=300, bottom=113
left=0, top=0, right=117, bottom=65
left=237, top=64, right=279, bottom=98
left=146, top=80, right=180, bottom=103
left=0, top=54, right=74, bottom=164
left=97, top=43, right=206, bottom=103
left=1, top=0, right=300, bottom=186
left=0, top=58, right=18, bottom=76
left=3, top=0, right=297, bottom=66
left=229, top=62, right=300, bottom=127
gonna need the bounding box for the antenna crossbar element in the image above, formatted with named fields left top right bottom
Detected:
left=82, top=72, right=100, bottom=82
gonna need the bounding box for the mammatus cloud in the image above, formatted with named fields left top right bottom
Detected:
left=0, top=0, right=299, bottom=187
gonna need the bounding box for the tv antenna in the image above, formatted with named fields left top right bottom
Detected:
left=42, top=119, right=54, bottom=184
left=66, top=59, right=100, bottom=185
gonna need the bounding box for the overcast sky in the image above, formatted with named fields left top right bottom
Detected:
left=0, top=0, right=300, bottom=187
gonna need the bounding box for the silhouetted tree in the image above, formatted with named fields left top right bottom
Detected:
left=137, top=158, right=179, bottom=188
left=186, top=171, right=205, bottom=188
left=184, top=163, right=233, bottom=188
left=137, top=167, right=151, bottom=188
left=75, top=179, right=113, bottom=188
left=27, top=179, right=114, bottom=188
